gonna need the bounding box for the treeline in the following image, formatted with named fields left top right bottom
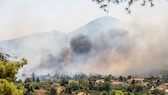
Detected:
left=0, top=51, right=166, bottom=95
left=16, top=73, right=165, bottom=95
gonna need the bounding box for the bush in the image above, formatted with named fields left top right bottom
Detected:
left=34, top=85, right=40, bottom=90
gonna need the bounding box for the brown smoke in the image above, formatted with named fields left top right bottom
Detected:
left=38, top=9, right=168, bottom=76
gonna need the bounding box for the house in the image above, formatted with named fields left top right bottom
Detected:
left=111, top=81, right=128, bottom=87
left=157, top=85, right=167, bottom=91
left=68, top=80, right=79, bottom=84
left=149, top=85, right=167, bottom=94
left=111, top=81, right=123, bottom=86
left=141, top=82, right=149, bottom=87
left=95, top=79, right=104, bottom=86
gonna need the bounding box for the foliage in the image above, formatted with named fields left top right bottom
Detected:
left=92, top=0, right=166, bottom=14
left=104, top=76, right=111, bottom=82
left=25, top=78, right=32, bottom=83
left=88, top=80, right=95, bottom=90
left=50, top=88, right=57, bottom=95
left=117, top=76, right=126, bottom=82
left=99, top=81, right=111, bottom=91
left=0, top=58, right=27, bottom=82
left=134, top=85, right=143, bottom=92
left=24, top=83, right=34, bottom=95
left=32, top=72, right=35, bottom=82
left=66, top=82, right=80, bottom=94
left=73, top=73, right=87, bottom=80
left=17, top=79, right=23, bottom=83
left=60, top=78, right=68, bottom=86
left=30, top=82, right=54, bottom=94
left=127, top=75, right=132, bottom=80
left=11, top=74, right=167, bottom=95
left=0, top=79, right=24, bottom=95
left=34, top=85, right=40, bottom=90
left=1, top=50, right=166, bottom=95
left=36, top=77, right=40, bottom=83
left=150, top=89, right=164, bottom=95
left=89, top=90, right=101, bottom=95
left=0, top=55, right=27, bottom=95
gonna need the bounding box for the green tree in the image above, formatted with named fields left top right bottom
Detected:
left=50, top=88, right=57, bottom=95
left=79, top=79, right=89, bottom=90
left=36, top=77, right=40, bottom=82
left=66, top=81, right=86, bottom=94
left=104, top=75, right=111, bottom=82
left=25, top=78, right=32, bottom=83
left=151, top=89, right=164, bottom=95
left=89, top=80, right=94, bottom=90
left=135, top=85, right=143, bottom=92
left=16, top=79, right=22, bottom=83
left=32, top=72, right=35, bottom=82
left=127, top=75, right=132, bottom=80
left=0, top=52, right=27, bottom=95
left=100, top=81, right=111, bottom=91
left=0, top=79, right=25, bottom=95
left=24, top=83, right=34, bottom=95
left=131, top=79, right=135, bottom=85
left=60, top=78, right=68, bottom=86
left=0, top=58, right=27, bottom=82
left=117, top=76, right=126, bottom=82
left=126, top=85, right=133, bottom=92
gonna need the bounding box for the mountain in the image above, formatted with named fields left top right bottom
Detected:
left=69, top=16, right=120, bottom=38
left=0, top=16, right=121, bottom=75
left=0, top=31, right=67, bottom=57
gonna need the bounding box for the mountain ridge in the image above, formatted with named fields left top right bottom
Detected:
left=0, top=16, right=121, bottom=75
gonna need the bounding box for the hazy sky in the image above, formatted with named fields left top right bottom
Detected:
left=0, top=0, right=168, bottom=41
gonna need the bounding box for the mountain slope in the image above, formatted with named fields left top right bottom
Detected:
left=0, top=16, right=121, bottom=75
left=69, top=16, right=121, bottom=38
left=0, top=31, right=67, bottom=57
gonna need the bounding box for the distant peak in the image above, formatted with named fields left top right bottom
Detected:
left=96, top=16, right=118, bottom=19
left=93, top=16, right=119, bottom=21
left=72, top=16, right=122, bottom=38
left=87, top=16, right=120, bottom=26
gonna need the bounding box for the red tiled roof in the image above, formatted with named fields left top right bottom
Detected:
left=157, top=85, right=167, bottom=91
left=111, top=81, right=123, bottom=85
left=132, top=78, right=144, bottom=81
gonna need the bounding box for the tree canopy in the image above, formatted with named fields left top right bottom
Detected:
left=0, top=51, right=27, bottom=95
left=92, top=0, right=165, bottom=14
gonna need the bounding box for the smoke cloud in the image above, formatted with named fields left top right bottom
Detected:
left=70, top=35, right=92, bottom=55
left=19, top=5, right=168, bottom=76
left=38, top=22, right=168, bottom=76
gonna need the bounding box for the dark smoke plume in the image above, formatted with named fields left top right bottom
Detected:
left=37, top=25, right=168, bottom=76
left=38, top=35, right=93, bottom=72
left=38, top=29, right=135, bottom=75
left=70, top=34, right=92, bottom=55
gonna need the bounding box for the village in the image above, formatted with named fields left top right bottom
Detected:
left=17, top=72, right=168, bottom=95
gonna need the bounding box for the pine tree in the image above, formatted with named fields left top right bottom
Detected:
left=0, top=51, right=27, bottom=95
left=36, top=77, right=40, bottom=82
left=32, top=72, right=35, bottom=82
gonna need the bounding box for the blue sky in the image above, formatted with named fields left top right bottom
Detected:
left=0, top=0, right=168, bottom=41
